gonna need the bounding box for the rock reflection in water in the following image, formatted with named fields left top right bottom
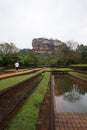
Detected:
left=54, top=75, right=87, bottom=113
left=63, top=84, right=80, bottom=103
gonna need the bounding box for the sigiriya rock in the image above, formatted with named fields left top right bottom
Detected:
left=32, top=38, right=65, bottom=53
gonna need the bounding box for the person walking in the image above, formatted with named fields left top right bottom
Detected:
left=14, top=61, right=20, bottom=71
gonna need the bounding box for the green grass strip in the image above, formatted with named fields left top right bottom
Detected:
left=0, top=69, right=44, bottom=91
left=71, top=64, right=87, bottom=67
left=4, top=69, right=28, bottom=72
left=51, top=67, right=73, bottom=71
left=6, top=72, right=50, bottom=130
left=68, top=71, right=87, bottom=81
left=0, top=74, right=33, bottom=91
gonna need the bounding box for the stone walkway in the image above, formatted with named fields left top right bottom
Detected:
left=0, top=68, right=41, bottom=79
left=55, top=113, right=87, bottom=130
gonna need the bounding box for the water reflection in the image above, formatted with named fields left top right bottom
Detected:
left=63, top=84, right=80, bottom=103
left=54, top=75, right=87, bottom=113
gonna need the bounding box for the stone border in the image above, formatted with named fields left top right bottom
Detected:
left=0, top=73, right=43, bottom=130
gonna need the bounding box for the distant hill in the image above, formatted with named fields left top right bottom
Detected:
left=32, top=38, right=65, bottom=53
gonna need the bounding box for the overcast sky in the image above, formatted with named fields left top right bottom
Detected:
left=0, top=0, right=87, bottom=49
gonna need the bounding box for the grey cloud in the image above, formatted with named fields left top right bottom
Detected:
left=0, top=0, right=87, bottom=49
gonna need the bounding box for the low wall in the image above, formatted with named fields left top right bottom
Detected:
left=0, top=73, right=43, bottom=130
left=68, top=74, right=87, bottom=87
left=71, top=66, right=87, bottom=72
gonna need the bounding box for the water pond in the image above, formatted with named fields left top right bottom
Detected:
left=54, top=75, right=87, bottom=113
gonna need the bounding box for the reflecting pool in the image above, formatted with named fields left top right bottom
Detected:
left=54, top=75, right=87, bottom=113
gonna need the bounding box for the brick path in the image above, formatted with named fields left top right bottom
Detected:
left=0, top=68, right=41, bottom=79
left=55, top=113, right=87, bottom=130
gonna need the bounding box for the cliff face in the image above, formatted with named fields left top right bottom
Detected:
left=32, top=38, right=64, bottom=53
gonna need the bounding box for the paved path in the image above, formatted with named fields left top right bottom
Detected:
left=55, top=113, right=87, bottom=130
left=0, top=68, right=41, bottom=79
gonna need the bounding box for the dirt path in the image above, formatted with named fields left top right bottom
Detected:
left=0, top=68, right=42, bottom=79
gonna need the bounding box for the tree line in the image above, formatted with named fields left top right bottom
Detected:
left=0, top=41, right=87, bottom=68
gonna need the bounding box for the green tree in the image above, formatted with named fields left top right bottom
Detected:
left=0, top=42, right=19, bottom=54
left=0, top=43, right=19, bottom=67
left=76, top=44, right=87, bottom=63
left=56, top=44, right=74, bottom=66
left=0, top=54, right=3, bottom=66
left=2, top=53, right=19, bottom=67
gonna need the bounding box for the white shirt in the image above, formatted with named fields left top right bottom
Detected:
left=15, top=62, right=19, bottom=67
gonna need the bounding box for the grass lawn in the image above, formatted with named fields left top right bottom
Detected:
left=0, top=69, right=45, bottom=91
left=71, top=64, right=87, bottom=67
left=51, top=67, right=73, bottom=71
left=6, top=72, right=50, bottom=130
left=4, top=69, right=27, bottom=72
left=68, top=71, right=87, bottom=81
left=42, top=67, right=51, bottom=71
left=0, top=73, right=34, bottom=91
left=0, top=67, right=4, bottom=70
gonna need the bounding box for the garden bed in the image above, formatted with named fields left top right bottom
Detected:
left=36, top=83, right=51, bottom=130
left=6, top=72, right=51, bottom=130
left=68, top=71, right=87, bottom=82
left=0, top=73, right=43, bottom=130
